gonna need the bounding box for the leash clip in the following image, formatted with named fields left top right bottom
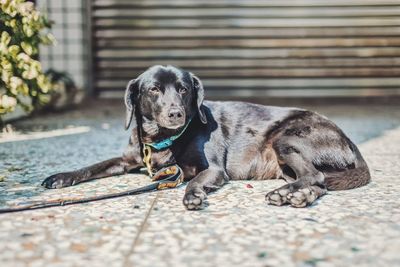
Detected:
left=142, top=144, right=153, bottom=176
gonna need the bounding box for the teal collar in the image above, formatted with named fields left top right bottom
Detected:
left=143, top=118, right=192, bottom=150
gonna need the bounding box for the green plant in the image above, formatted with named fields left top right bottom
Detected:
left=0, top=0, right=54, bottom=117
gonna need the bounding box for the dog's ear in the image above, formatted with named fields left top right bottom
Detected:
left=191, top=74, right=207, bottom=124
left=124, top=79, right=138, bottom=130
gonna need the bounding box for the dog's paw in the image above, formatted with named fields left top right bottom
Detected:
left=183, top=188, right=207, bottom=210
left=286, top=186, right=325, bottom=208
left=41, top=173, right=76, bottom=189
left=265, top=187, right=290, bottom=206
left=266, top=183, right=326, bottom=208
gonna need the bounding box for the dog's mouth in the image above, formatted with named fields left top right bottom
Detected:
left=157, top=118, right=186, bottom=130
left=162, top=123, right=184, bottom=130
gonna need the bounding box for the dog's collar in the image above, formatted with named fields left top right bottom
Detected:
left=142, top=118, right=192, bottom=176
left=143, top=118, right=192, bottom=150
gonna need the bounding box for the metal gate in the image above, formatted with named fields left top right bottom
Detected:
left=90, top=0, right=400, bottom=97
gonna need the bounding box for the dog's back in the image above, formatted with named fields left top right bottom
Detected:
left=199, top=101, right=370, bottom=191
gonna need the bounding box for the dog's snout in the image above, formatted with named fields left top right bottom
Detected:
left=168, top=108, right=183, bottom=119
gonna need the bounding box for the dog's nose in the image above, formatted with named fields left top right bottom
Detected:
left=168, top=108, right=183, bottom=119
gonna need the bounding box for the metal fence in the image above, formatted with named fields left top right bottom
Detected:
left=41, top=0, right=400, bottom=98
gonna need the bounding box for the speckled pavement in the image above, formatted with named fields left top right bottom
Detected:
left=0, top=102, right=399, bottom=267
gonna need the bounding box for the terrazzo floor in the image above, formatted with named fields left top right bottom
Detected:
left=0, top=101, right=399, bottom=267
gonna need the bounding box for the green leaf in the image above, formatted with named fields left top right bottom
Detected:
left=8, top=45, right=20, bottom=56
left=1, top=69, right=11, bottom=84
left=22, top=68, right=39, bottom=80
left=21, top=42, right=33, bottom=55
left=22, top=24, right=34, bottom=37
left=1, top=31, right=11, bottom=46
left=0, top=95, right=17, bottom=109
left=9, top=19, right=17, bottom=29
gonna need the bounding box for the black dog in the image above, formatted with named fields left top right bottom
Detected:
left=42, top=65, right=370, bottom=209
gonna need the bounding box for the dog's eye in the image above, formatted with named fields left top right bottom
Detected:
left=179, top=87, right=187, bottom=94
left=149, top=87, right=160, bottom=93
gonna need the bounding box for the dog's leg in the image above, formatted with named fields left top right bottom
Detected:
left=183, top=167, right=227, bottom=210
left=42, top=157, right=140, bottom=189
left=266, top=151, right=327, bottom=208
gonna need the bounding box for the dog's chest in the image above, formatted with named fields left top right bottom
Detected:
left=150, top=149, right=176, bottom=171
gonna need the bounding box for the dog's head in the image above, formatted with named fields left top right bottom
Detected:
left=124, top=65, right=207, bottom=130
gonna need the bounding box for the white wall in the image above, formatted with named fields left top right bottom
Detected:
left=36, top=0, right=88, bottom=90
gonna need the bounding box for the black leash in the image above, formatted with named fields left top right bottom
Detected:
left=0, top=165, right=184, bottom=214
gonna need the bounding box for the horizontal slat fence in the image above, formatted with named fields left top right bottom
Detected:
left=91, top=0, right=400, bottom=97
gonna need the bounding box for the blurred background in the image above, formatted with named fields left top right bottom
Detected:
left=36, top=0, right=400, bottom=99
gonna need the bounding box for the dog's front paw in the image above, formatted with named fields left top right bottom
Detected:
left=183, top=188, right=207, bottom=210
left=41, top=173, right=76, bottom=189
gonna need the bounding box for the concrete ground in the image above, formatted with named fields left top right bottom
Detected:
left=0, top=100, right=399, bottom=267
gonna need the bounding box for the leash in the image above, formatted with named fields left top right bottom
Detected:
left=0, top=164, right=184, bottom=214
left=0, top=120, right=192, bottom=214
